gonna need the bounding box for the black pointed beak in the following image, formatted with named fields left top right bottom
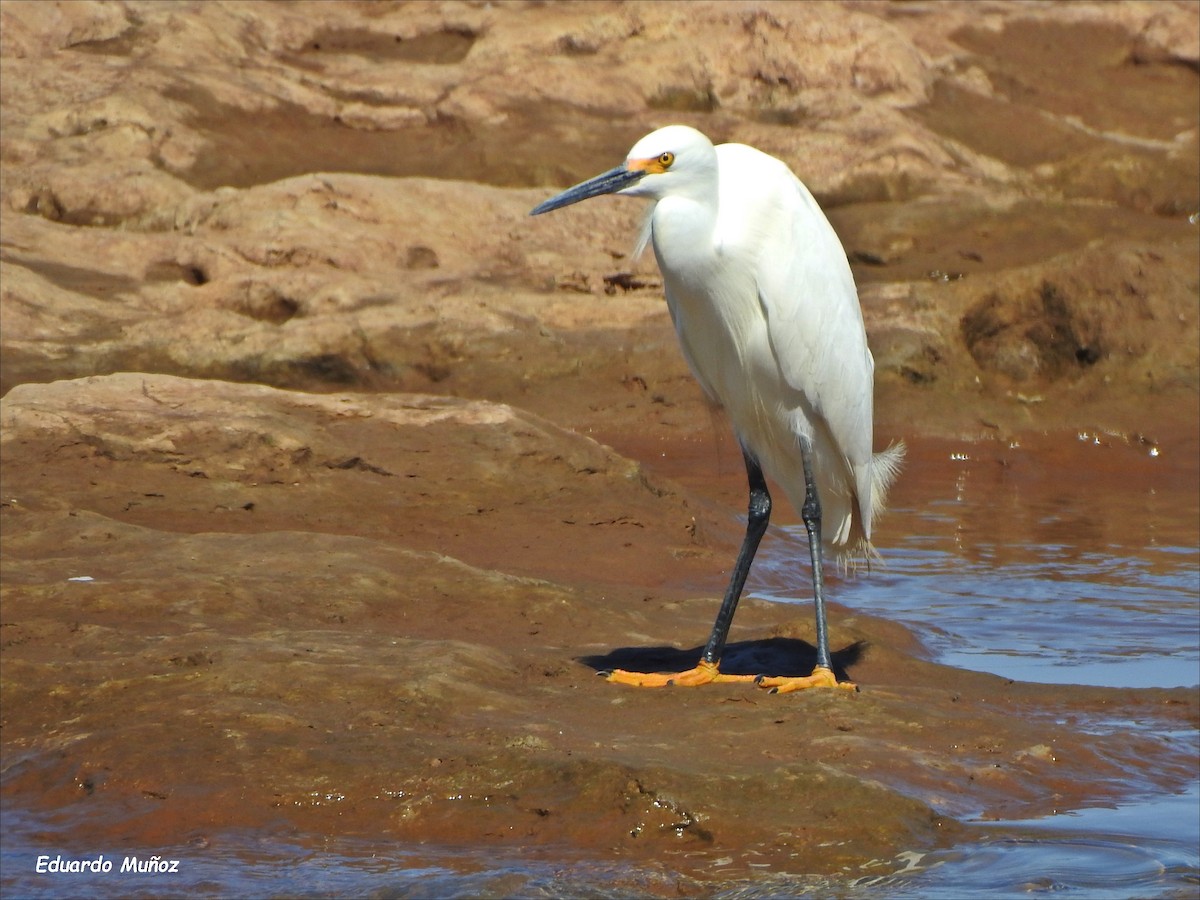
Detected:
left=529, top=165, right=645, bottom=216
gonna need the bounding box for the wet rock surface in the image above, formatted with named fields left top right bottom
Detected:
left=1, top=0, right=1197, bottom=891
left=4, top=374, right=1196, bottom=881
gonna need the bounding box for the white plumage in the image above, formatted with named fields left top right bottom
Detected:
left=532, top=125, right=902, bottom=691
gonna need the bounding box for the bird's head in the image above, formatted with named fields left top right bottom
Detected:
left=530, top=125, right=716, bottom=216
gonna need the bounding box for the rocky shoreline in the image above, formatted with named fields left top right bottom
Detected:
left=2, top=0, right=1197, bottom=890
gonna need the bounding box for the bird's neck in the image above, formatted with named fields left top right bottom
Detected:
left=651, top=196, right=717, bottom=274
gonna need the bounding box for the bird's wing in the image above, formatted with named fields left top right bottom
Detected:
left=750, top=163, right=875, bottom=474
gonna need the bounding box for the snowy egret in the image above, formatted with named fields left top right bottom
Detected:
left=531, top=125, right=902, bottom=692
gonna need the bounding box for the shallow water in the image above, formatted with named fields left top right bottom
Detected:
left=754, top=434, right=1200, bottom=689
left=749, top=432, right=1200, bottom=898
left=849, top=777, right=1200, bottom=899
left=4, top=434, right=1198, bottom=898
left=5, top=783, right=1197, bottom=899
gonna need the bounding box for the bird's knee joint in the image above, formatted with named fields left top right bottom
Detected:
left=748, top=489, right=771, bottom=523
left=801, top=492, right=820, bottom=527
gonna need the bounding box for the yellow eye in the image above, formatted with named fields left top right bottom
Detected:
left=658, top=152, right=675, bottom=168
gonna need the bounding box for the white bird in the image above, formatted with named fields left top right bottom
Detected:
left=531, top=125, right=902, bottom=692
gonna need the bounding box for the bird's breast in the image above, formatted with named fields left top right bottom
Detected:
left=649, top=196, right=779, bottom=410
left=662, top=264, right=777, bottom=408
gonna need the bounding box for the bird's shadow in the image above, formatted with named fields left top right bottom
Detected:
left=580, top=637, right=866, bottom=683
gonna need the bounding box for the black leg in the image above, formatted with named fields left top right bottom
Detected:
left=700, top=447, right=771, bottom=667
left=799, top=439, right=833, bottom=671
left=604, top=441, right=850, bottom=690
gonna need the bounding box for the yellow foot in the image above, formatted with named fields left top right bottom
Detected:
left=604, top=659, right=758, bottom=688
left=754, top=666, right=857, bottom=694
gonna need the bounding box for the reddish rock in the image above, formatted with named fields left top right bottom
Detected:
left=1, top=0, right=1197, bottom=889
